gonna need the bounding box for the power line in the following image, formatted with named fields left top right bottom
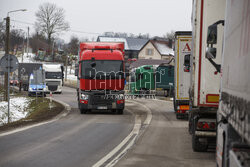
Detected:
left=10, top=19, right=101, bottom=35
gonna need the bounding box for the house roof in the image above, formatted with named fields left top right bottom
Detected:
left=129, top=59, right=171, bottom=69
left=97, top=36, right=148, bottom=51
left=126, top=38, right=148, bottom=50
left=151, top=40, right=174, bottom=56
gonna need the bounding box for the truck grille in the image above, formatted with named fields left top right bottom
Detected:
left=48, top=85, right=58, bottom=91
left=47, top=81, right=60, bottom=86
left=91, top=95, right=112, bottom=105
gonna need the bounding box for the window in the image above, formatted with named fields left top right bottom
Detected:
left=81, top=60, right=124, bottom=79
left=146, top=49, right=153, bottom=55
left=45, top=72, right=62, bottom=79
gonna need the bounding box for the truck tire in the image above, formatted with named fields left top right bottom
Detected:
left=173, top=92, right=177, bottom=112
left=176, top=113, right=181, bottom=119
left=116, top=109, right=123, bottom=115
left=188, top=112, right=193, bottom=134
left=192, top=133, right=208, bottom=152
left=80, top=109, right=87, bottom=114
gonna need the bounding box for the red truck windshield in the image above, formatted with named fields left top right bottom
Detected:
left=81, top=60, right=124, bottom=79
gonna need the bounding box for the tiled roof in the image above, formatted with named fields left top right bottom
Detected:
left=126, top=38, right=148, bottom=51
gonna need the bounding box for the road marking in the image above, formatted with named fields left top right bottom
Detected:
left=93, top=100, right=152, bottom=167
left=0, top=98, right=71, bottom=137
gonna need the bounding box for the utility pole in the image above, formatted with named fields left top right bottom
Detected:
left=4, top=9, right=27, bottom=123
left=4, top=16, right=10, bottom=101
left=21, top=29, right=25, bottom=63
left=26, top=26, right=29, bottom=54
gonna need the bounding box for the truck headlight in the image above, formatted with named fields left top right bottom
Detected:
left=29, top=87, right=33, bottom=91
left=81, top=93, right=88, bottom=100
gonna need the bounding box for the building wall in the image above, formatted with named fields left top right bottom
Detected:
left=138, top=42, right=161, bottom=60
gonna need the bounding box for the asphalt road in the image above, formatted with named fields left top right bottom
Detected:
left=0, top=86, right=135, bottom=167
left=115, top=99, right=216, bottom=167
left=0, top=86, right=216, bottom=167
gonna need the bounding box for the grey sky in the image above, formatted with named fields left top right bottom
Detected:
left=0, top=0, right=192, bottom=42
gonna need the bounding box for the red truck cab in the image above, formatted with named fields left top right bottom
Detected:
left=77, top=42, right=125, bottom=114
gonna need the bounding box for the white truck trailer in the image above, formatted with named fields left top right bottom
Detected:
left=173, top=31, right=192, bottom=119
left=43, top=64, right=64, bottom=93
left=216, top=0, right=250, bottom=166
left=188, top=0, right=226, bottom=152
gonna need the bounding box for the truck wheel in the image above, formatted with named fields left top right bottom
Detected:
left=192, top=133, right=208, bottom=152
left=116, top=109, right=123, bottom=115
left=165, top=89, right=169, bottom=97
left=176, top=113, right=181, bottom=119
left=80, top=109, right=87, bottom=114
left=188, top=112, right=193, bottom=134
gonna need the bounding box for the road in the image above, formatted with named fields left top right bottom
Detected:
left=0, top=86, right=215, bottom=167
left=0, top=86, right=135, bottom=167
left=116, top=99, right=216, bottom=167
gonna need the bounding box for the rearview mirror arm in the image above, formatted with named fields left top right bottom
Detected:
left=207, top=58, right=221, bottom=73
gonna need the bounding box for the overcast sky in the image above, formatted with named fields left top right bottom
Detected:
left=0, top=0, right=192, bottom=42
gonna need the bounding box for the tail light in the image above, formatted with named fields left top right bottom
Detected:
left=117, top=100, right=124, bottom=104
left=197, top=121, right=216, bottom=130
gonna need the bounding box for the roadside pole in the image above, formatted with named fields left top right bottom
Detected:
left=49, top=91, right=52, bottom=110
left=42, top=69, right=44, bottom=102
left=35, top=70, right=37, bottom=104
left=5, top=16, right=10, bottom=123
left=7, top=53, right=10, bottom=123
left=65, top=55, right=68, bottom=81
left=4, top=16, right=10, bottom=102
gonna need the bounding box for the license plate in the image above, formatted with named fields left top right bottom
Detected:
left=180, top=105, right=189, bottom=110
left=97, top=106, right=107, bottom=110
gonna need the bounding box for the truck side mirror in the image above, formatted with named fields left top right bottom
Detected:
left=206, top=47, right=217, bottom=59
left=75, top=64, right=79, bottom=76
left=207, top=24, right=217, bottom=45
left=184, top=54, right=190, bottom=67
left=184, top=54, right=190, bottom=72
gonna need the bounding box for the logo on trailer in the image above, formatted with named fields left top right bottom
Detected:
left=182, top=43, right=191, bottom=53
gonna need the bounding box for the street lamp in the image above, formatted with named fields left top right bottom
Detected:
left=4, top=9, right=27, bottom=123
left=7, top=9, right=27, bottom=16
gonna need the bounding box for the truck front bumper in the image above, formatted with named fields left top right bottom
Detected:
left=79, top=101, right=124, bottom=110
left=79, top=91, right=125, bottom=110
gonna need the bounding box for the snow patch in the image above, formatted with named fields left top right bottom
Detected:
left=0, top=97, right=32, bottom=125
left=17, top=53, right=36, bottom=63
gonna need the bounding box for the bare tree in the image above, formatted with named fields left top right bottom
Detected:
left=35, top=2, right=69, bottom=58
left=10, top=29, right=25, bottom=52
left=30, top=32, right=48, bottom=53
left=68, top=36, right=79, bottom=55
left=164, top=30, right=175, bottom=41
left=0, top=21, right=5, bottom=49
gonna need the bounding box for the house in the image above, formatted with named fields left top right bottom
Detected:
left=138, top=38, right=174, bottom=61
left=96, top=36, right=148, bottom=60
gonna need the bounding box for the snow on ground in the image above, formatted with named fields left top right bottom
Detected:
left=65, top=67, right=77, bottom=81
left=17, top=53, right=36, bottom=63
left=0, top=97, right=32, bottom=125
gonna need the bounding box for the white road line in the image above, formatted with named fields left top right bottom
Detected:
left=92, top=100, right=152, bottom=167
